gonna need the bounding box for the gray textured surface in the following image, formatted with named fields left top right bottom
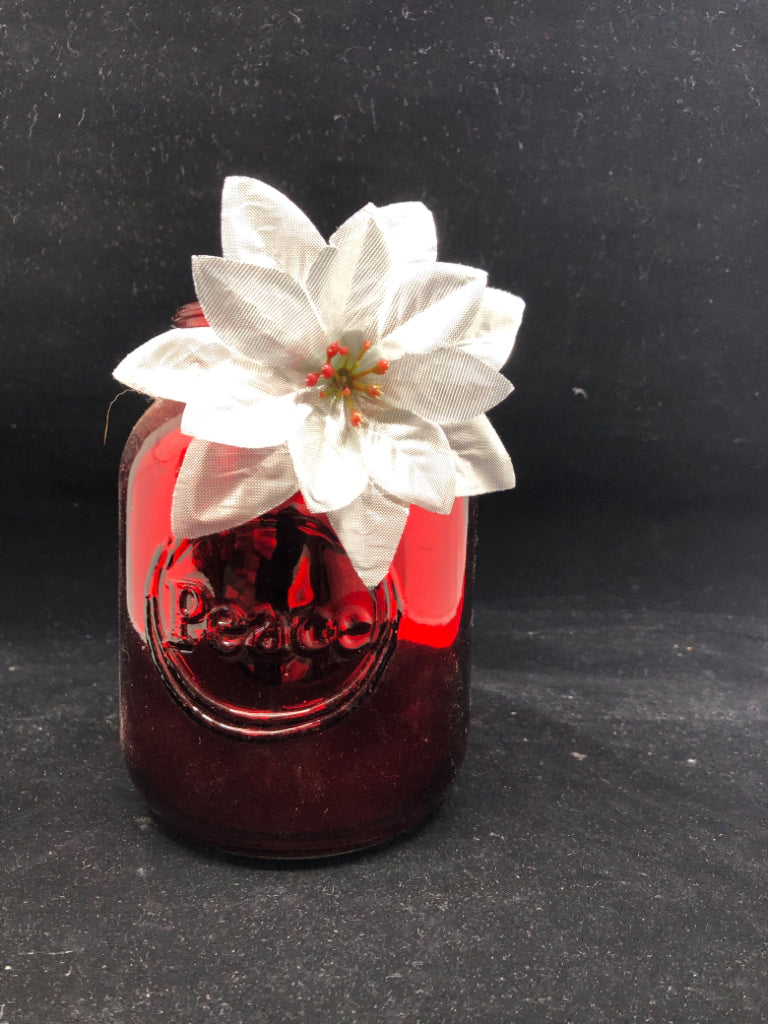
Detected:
left=2, top=505, right=767, bottom=1023
left=3, top=609, right=767, bottom=1023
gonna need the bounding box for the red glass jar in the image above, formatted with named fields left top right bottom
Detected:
left=118, top=308, right=477, bottom=858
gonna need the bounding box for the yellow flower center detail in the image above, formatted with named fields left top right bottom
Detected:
left=305, top=339, right=389, bottom=427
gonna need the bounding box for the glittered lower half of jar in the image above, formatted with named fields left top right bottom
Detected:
left=119, top=400, right=475, bottom=857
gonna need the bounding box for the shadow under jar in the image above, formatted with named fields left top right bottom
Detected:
left=118, top=316, right=477, bottom=858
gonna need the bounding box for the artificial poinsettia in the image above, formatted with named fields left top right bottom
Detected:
left=114, top=176, right=524, bottom=586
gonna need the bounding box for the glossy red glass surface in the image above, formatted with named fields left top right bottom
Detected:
left=119, top=392, right=476, bottom=857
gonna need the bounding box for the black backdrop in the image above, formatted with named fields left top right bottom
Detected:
left=3, top=5, right=768, bottom=1023
left=4, top=0, right=766, bottom=521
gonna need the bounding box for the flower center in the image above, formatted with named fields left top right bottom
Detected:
left=304, top=339, right=389, bottom=427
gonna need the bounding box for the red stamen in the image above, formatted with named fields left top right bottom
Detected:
left=375, top=358, right=389, bottom=375
left=326, top=341, right=339, bottom=358
left=305, top=371, right=320, bottom=387
left=319, top=389, right=326, bottom=398
left=342, top=387, right=351, bottom=396
left=367, top=384, right=382, bottom=398
left=350, top=409, right=363, bottom=427
left=320, top=363, right=334, bottom=378
left=338, top=345, right=349, bottom=356
left=363, top=340, right=373, bottom=351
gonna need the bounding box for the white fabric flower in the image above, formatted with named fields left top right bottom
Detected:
left=114, top=177, right=524, bottom=586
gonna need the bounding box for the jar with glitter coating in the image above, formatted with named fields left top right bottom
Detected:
left=118, top=304, right=477, bottom=858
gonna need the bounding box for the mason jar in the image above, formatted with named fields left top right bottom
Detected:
left=118, top=304, right=477, bottom=858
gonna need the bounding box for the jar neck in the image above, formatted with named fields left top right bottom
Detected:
left=172, top=301, right=209, bottom=329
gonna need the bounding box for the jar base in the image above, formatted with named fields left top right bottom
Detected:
left=143, top=800, right=445, bottom=861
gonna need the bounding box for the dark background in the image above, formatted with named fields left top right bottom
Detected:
left=2, top=2, right=767, bottom=1022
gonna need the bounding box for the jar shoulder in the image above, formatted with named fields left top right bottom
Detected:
left=119, top=399, right=185, bottom=478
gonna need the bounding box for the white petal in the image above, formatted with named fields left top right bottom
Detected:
left=112, top=327, right=231, bottom=402
left=328, top=202, right=376, bottom=249
left=220, top=176, right=325, bottom=282
left=375, top=201, right=437, bottom=264
left=384, top=346, right=513, bottom=424
left=342, top=216, right=394, bottom=336
left=327, top=484, right=410, bottom=588
left=443, top=415, right=516, bottom=495
left=305, top=245, right=338, bottom=319
left=380, top=262, right=487, bottom=360
left=320, top=208, right=393, bottom=338
left=171, top=439, right=299, bottom=539
left=456, top=288, right=525, bottom=370
left=192, top=256, right=326, bottom=371
left=357, top=407, right=456, bottom=514
left=182, top=387, right=311, bottom=449
left=288, top=403, right=369, bottom=513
